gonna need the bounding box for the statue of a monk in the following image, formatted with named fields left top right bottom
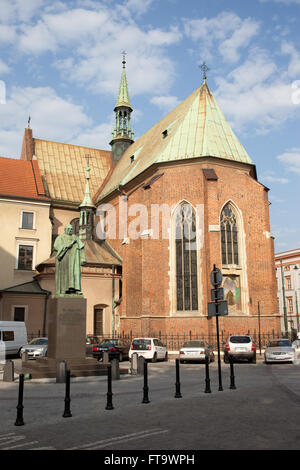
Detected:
left=54, top=224, right=86, bottom=296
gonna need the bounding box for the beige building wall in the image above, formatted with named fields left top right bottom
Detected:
left=0, top=198, right=51, bottom=290
left=51, top=207, right=79, bottom=236
left=37, top=267, right=121, bottom=337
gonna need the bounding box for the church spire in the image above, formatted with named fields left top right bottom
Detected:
left=79, top=155, right=96, bottom=240
left=110, top=52, right=134, bottom=164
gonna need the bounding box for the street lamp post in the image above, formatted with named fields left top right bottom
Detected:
left=280, top=259, right=288, bottom=337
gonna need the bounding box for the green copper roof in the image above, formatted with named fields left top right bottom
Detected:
left=115, top=66, right=131, bottom=109
left=98, top=81, right=253, bottom=202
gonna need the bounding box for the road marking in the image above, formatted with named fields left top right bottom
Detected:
left=3, top=441, right=39, bottom=450
left=68, top=428, right=169, bottom=450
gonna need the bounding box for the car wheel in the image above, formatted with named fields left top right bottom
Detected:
left=119, top=352, right=123, bottom=362
left=251, top=354, right=256, bottom=364
left=210, top=353, right=215, bottom=363
left=164, top=352, right=168, bottom=362
left=152, top=353, right=157, bottom=363
left=224, top=354, right=229, bottom=364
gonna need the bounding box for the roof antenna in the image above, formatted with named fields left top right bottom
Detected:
left=199, top=62, right=210, bottom=83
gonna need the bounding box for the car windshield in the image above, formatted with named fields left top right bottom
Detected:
left=131, top=339, right=151, bottom=350
left=229, top=336, right=251, bottom=344
left=182, top=341, right=206, bottom=348
left=268, top=340, right=292, bottom=348
left=99, top=342, right=115, bottom=347
left=87, top=337, right=100, bottom=344
left=28, top=338, right=48, bottom=345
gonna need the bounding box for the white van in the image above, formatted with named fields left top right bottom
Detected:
left=0, top=322, right=27, bottom=359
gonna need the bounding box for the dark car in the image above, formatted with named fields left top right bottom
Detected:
left=86, top=336, right=100, bottom=356
left=92, top=339, right=130, bottom=362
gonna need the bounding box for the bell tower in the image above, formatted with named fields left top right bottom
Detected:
left=110, top=52, right=134, bottom=164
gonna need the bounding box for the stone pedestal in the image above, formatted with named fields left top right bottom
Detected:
left=47, top=297, right=86, bottom=361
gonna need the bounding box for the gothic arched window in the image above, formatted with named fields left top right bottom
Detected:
left=220, top=203, right=239, bottom=266
left=175, top=202, right=198, bottom=311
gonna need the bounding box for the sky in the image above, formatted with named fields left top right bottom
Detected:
left=0, top=0, right=299, bottom=252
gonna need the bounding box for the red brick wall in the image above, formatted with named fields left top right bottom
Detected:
left=98, top=159, right=280, bottom=337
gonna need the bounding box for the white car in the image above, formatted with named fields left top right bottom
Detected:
left=264, top=339, right=295, bottom=364
left=129, top=338, right=168, bottom=362
left=179, top=340, right=215, bottom=363
left=20, top=338, right=48, bottom=359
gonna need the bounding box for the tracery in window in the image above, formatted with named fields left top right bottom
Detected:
left=220, top=203, right=239, bottom=266
left=175, top=202, right=198, bottom=311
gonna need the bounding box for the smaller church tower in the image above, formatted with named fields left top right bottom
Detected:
left=110, top=53, right=134, bottom=164
left=79, top=157, right=96, bottom=240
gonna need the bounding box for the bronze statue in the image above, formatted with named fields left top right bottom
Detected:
left=54, top=224, right=86, bottom=296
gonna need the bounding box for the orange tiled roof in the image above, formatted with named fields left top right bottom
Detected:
left=33, top=139, right=112, bottom=204
left=0, top=156, right=49, bottom=200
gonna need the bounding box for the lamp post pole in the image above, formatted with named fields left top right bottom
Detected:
left=280, top=259, right=288, bottom=337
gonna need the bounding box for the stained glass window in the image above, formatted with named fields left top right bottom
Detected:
left=220, top=203, right=239, bottom=266
left=175, top=203, right=198, bottom=311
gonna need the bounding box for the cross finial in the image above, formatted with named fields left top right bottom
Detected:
left=199, top=62, right=210, bottom=82
left=27, top=115, right=31, bottom=129
left=122, top=50, right=127, bottom=68
left=85, top=154, right=91, bottom=177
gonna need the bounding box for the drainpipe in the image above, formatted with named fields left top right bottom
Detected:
left=112, top=265, right=115, bottom=337
left=42, top=293, right=50, bottom=337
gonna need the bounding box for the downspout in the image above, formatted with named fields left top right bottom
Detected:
left=112, top=265, right=115, bottom=337
left=42, top=292, right=50, bottom=337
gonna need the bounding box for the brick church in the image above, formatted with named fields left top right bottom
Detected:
left=1, top=58, right=280, bottom=338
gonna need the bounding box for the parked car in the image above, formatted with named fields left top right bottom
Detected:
left=128, top=338, right=168, bottom=362
left=224, top=335, right=256, bottom=363
left=0, top=321, right=27, bottom=357
left=19, top=337, right=48, bottom=359
left=292, top=339, right=300, bottom=359
left=179, top=340, right=215, bottom=363
left=86, top=336, right=100, bottom=356
left=264, top=339, right=295, bottom=364
left=92, top=339, right=130, bottom=362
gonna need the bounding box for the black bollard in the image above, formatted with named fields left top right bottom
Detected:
left=105, top=364, right=114, bottom=410
left=174, top=359, right=182, bottom=398
left=204, top=354, right=212, bottom=394
left=142, top=360, right=150, bottom=404
left=15, top=374, right=25, bottom=426
left=229, top=355, right=237, bottom=390
left=62, top=369, right=72, bottom=418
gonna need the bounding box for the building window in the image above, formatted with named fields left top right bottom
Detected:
left=14, top=307, right=25, bottom=322
left=287, top=298, right=293, bottom=314
left=175, top=202, right=198, bottom=311
left=221, top=203, right=239, bottom=266
left=94, top=307, right=103, bottom=336
left=21, top=212, right=34, bottom=229
left=286, top=276, right=292, bottom=290
left=18, top=245, right=33, bottom=270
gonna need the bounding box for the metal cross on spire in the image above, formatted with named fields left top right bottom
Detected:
left=199, top=62, right=210, bottom=82
left=27, top=115, right=31, bottom=129
left=122, top=50, right=127, bottom=68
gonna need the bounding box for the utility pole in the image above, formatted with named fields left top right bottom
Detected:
left=280, top=259, right=288, bottom=337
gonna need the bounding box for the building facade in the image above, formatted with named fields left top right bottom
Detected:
left=0, top=60, right=281, bottom=338
left=275, top=249, right=300, bottom=335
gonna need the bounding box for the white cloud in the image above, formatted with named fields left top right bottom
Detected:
left=0, top=59, right=10, bottom=75
left=277, top=148, right=300, bottom=174
left=123, top=0, right=154, bottom=16
left=281, top=41, right=300, bottom=77
left=262, top=173, right=289, bottom=184
left=0, top=0, right=44, bottom=23
left=0, top=86, right=91, bottom=156
left=151, top=95, right=180, bottom=112
left=214, top=49, right=299, bottom=133
left=183, top=12, right=260, bottom=63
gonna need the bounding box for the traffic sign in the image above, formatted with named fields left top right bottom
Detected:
left=208, top=300, right=228, bottom=318
left=210, top=267, right=222, bottom=287
left=211, top=288, right=224, bottom=301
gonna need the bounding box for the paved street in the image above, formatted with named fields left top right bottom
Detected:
left=0, top=358, right=300, bottom=451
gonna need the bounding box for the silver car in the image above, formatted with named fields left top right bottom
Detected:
left=20, top=338, right=48, bottom=359
left=264, top=339, right=295, bottom=364
left=224, top=335, right=256, bottom=363
left=179, top=340, right=215, bottom=363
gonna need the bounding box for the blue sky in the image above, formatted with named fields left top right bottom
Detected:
left=0, top=0, right=299, bottom=252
